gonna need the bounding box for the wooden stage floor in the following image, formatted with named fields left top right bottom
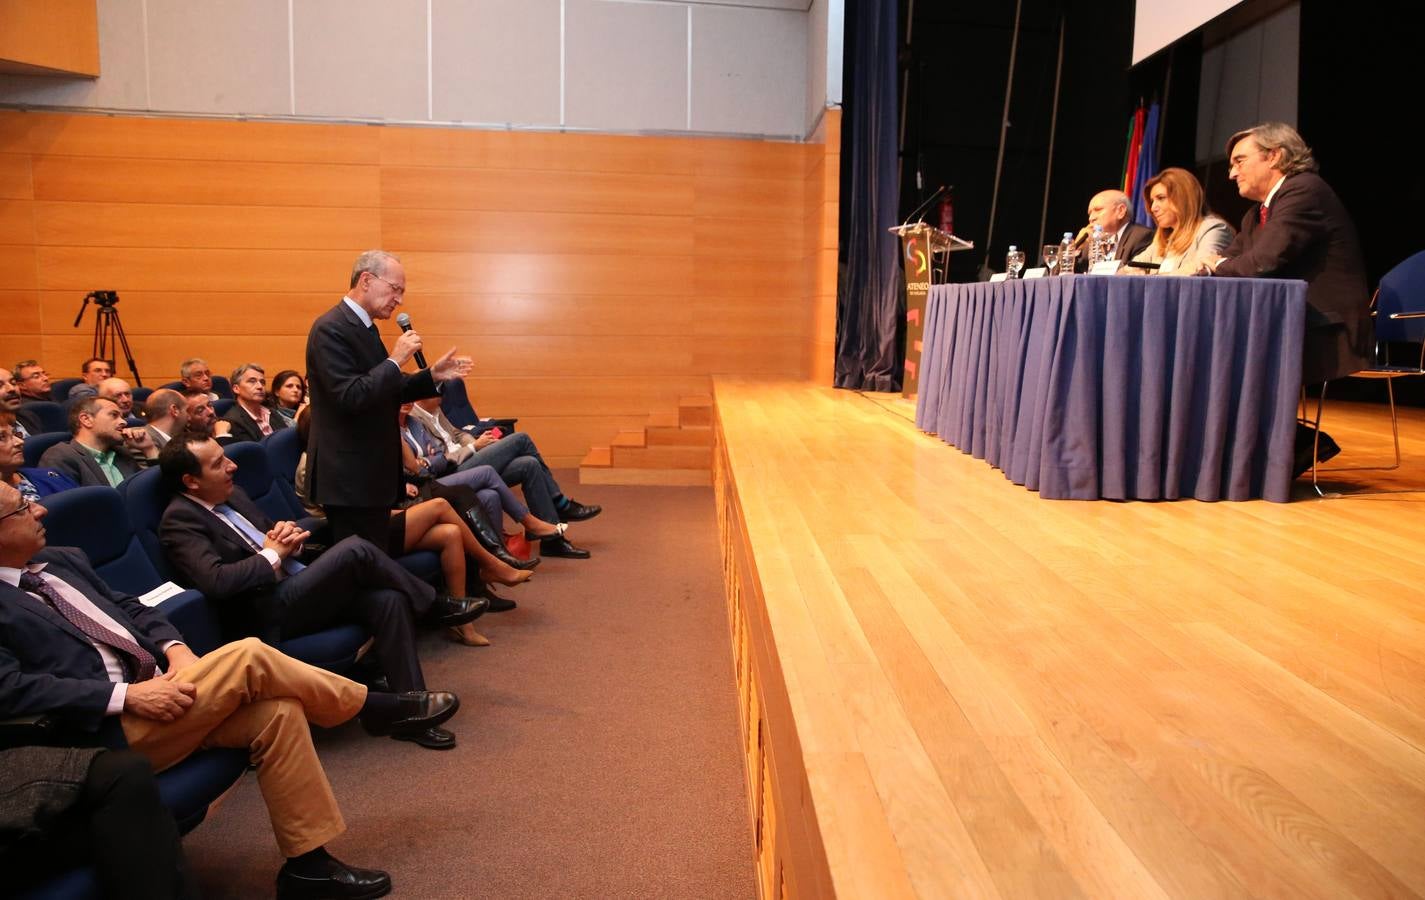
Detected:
left=711, top=378, right=1425, bottom=899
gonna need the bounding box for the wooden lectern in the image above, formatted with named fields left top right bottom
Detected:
left=888, top=223, right=973, bottom=400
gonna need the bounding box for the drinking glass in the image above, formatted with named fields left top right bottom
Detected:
left=1042, top=244, right=1059, bottom=275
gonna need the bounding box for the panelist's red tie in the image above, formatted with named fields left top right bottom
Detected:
left=20, top=571, right=157, bottom=682
left=1259, top=204, right=1269, bottom=226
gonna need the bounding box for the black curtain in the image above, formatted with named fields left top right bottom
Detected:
left=835, top=0, right=902, bottom=391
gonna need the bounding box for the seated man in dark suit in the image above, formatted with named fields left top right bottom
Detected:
left=1204, top=121, right=1371, bottom=473
left=66, top=358, right=113, bottom=403
left=37, top=397, right=156, bottom=488
left=143, top=389, right=188, bottom=450
left=97, top=377, right=136, bottom=418
left=12, top=360, right=53, bottom=403
left=179, top=358, right=219, bottom=401
left=0, top=481, right=462, bottom=898
left=1076, top=189, right=1154, bottom=270
left=157, top=435, right=486, bottom=749
left=0, top=367, right=45, bottom=438
left=222, top=363, right=289, bottom=443
left=183, top=390, right=234, bottom=444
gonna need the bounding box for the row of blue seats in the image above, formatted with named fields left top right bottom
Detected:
left=19, top=398, right=238, bottom=438
left=45, top=375, right=234, bottom=405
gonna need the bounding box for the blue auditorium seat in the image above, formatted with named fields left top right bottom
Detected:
left=213, top=398, right=235, bottom=416
left=210, top=375, right=234, bottom=399
left=439, top=377, right=516, bottom=434
left=20, top=401, right=68, bottom=434
left=131, top=385, right=153, bottom=406
left=23, top=432, right=71, bottom=468
left=49, top=377, right=83, bottom=402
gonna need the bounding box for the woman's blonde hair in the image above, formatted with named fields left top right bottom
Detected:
left=1143, top=167, right=1209, bottom=258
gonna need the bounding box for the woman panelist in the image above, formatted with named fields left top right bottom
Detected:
left=1130, top=167, right=1234, bottom=275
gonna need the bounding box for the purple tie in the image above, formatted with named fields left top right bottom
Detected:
left=20, top=571, right=156, bottom=682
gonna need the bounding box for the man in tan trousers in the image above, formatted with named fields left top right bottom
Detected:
left=0, top=482, right=460, bottom=898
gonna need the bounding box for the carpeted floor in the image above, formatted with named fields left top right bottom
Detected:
left=182, top=475, right=756, bottom=899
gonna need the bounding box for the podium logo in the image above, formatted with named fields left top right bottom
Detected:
left=904, top=240, right=929, bottom=276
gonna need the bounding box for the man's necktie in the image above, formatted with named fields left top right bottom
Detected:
left=19, top=571, right=156, bottom=682
left=214, top=504, right=305, bottom=575
left=1259, top=204, right=1269, bottom=226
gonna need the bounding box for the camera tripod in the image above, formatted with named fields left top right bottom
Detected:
left=73, top=290, right=143, bottom=387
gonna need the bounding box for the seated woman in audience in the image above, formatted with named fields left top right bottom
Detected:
left=399, top=403, right=567, bottom=561
left=1130, top=167, right=1234, bottom=275
left=267, top=369, right=306, bottom=426
left=0, top=411, right=79, bottom=499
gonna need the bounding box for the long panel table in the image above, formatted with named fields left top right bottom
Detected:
left=914, top=275, right=1308, bottom=502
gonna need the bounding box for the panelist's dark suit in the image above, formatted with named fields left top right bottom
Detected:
left=37, top=440, right=143, bottom=488
left=1214, top=171, right=1370, bottom=384
left=0, top=547, right=180, bottom=742
left=304, top=301, right=438, bottom=546
left=1077, top=222, right=1154, bottom=271
left=158, top=488, right=433, bottom=692
left=220, top=403, right=288, bottom=445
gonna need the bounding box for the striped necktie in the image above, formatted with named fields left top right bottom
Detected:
left=20, top=571, right=156, bottom=681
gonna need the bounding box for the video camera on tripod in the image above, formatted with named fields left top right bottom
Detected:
left=73, top=290, right=143, bottom=387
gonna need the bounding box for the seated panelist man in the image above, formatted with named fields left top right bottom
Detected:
left=157, top=436, right=486, bottom=750
left=0, top=481, right=462, bottom=898
left=38, top=397, right=156, bottom=488
left=1076, top=189, right=1154, bottom=270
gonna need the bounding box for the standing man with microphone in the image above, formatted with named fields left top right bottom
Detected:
left=305, top=250, right=474, bottom=547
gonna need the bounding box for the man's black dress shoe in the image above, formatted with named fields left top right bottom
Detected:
left=392, top=725, right=456, bottom=750
left=480, top=588, right=518, bottom=612
left=360, top=691, right=460, bottom=737
left=423, top=595, right=488, bottom=626
left=541, top=536, right=591, bottom=559
left=276, top=855, right=391, bottom=899
left=557, top=499, right=602, bottom=522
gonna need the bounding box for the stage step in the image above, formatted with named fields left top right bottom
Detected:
left=579, top=395, right=715, bottom=485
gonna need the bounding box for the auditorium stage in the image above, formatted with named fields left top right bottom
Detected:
left=711, top=378, right=1425, bottom=899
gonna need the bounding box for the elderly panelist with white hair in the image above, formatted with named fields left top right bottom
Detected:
left=1074, top=188, right=1155, bottom=270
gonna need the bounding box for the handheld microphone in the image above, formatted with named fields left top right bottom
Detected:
left=395, top=313, right=428, bottom=369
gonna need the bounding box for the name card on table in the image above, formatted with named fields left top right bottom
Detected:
left=989, top=273, right=1008, bottom=283
left=1089, top=260, right=1122, bottom=275
left=1023, top=267, right=1047, bottom=279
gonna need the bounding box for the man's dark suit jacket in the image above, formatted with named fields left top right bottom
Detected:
left=159, top=488, right=281, bottom=641
left=0, top=547, right=183, bottom=742
left=13, top=407, right=43, bottom=437
left=304, top=301, right=437, bottom=509
left=36, top=440, right=143, bottom=488
left=220, top=402, right=289, bottom=445
left=1214, top=171, right=1370, bottom=383
left=1076, top=222, right=1154, bottom=271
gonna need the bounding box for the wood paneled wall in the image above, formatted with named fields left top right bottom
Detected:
left=0, top=110, right=838, bottom=466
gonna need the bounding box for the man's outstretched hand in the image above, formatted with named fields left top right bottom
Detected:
left=430, top=347, right=473, bottom=382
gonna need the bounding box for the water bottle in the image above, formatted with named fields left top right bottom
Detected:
left=1059, top=232, right=1076, bottom=276
left=1087, top=225, right=1106, bottom=269
left=1005, top=245, right=1025, bottom=279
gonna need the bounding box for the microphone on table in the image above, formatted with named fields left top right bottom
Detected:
left=395, top=312, right=428, bottom=369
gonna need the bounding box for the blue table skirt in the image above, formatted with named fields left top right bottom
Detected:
left=914, top=275, right=1307, bottom=502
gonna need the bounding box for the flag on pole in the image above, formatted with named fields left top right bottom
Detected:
left=1131, top=102, right=1161, bottom=227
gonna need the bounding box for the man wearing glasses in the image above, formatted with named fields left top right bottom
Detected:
left=13, top=360, right=53, bottom=403
left=303, top=250, right=474, bottom=547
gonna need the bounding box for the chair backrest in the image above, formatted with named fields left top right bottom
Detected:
left=226, top=440, right=303, bottom=521
left=39, top=486, right=165, bottom=596
left=23, top=432, right=69, bottom=467
left=262, top=426, right=302, bottom=488
left=50, top=378, right=83, bottom=402
left=159, top=380, right=185, bottom=392
left=131, top=386, right=154, bottom=406
left=440, top=378, right=478, bottom=429
left=1376, top=249, right=1425, bottom=345
left=213, top=398, right=235, bottom=416
left=210, top=375, right=234, bottom=399
left=22, top=400, right=68, bottom=434
left=122, top=467, right=181, bottom=582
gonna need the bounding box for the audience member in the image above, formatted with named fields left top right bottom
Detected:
left=67, top=358, right=113, bottom=402
left=1129, top=167, right=1234, bottom=275
left=144, top=389, right=188, bottom=449
left=223, top=363, right=289, bottom=443
left=1, top=412, right=78, bottom=499
left=183, top=390, right=233, bottom=442
left=179, top=359, right=219, bottom=401
left=1079, top=189, right=1154, bottom=269
left=1205, top=122, right=1371, bottom=472
left=304, top=249, right=471, bottom=548
left=1, top=746, right=196, bottom=900
left=97, top=377, right=136, bottom=417
left=0, top=367, right=44, bottom=438
left=269, top=369, right=307, bottom=426
left=158, top=436, right=485, bottom=749
left=0, top=481, right=464, bottom=897
left=13, top=360, right=52, bottom=402
left=38, top=397, right=155, bottom=488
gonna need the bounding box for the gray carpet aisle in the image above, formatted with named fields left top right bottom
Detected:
left=181, top=476, right=757, bottom=899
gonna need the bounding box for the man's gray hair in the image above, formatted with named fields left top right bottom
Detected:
left=230, top=362, right=265, bottom=385
left=350, top=250, right=400, bottom=289
left=179, top=358, right=208, bottom=379
left=1226, top=122, right=1317, bottom=176
left=1104, top=189, right=1132, bottom=216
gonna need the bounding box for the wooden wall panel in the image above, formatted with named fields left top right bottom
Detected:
left=0, top=0, right=98, bottom=76
left=2, top=110, right=834, bottom=467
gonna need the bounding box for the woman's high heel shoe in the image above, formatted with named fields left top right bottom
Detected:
left=447, top=623, right=490, bottom=646
left=481, top=568, right=533, bottom=588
